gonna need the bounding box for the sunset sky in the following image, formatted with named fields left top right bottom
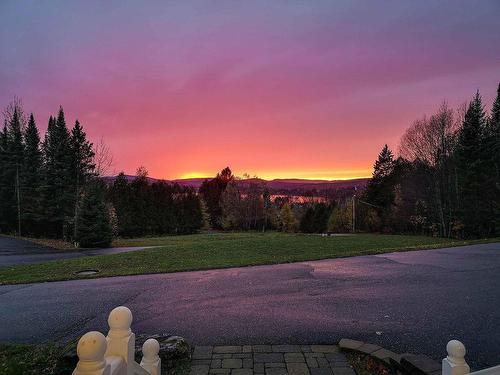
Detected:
left=1, top=1, right=499, bottom=180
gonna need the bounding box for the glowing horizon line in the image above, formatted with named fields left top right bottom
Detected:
left=176, top=170, right=372, bottom=181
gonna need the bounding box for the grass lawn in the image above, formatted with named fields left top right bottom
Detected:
left=0, top=232, right=496, bottom=285
left=0, top=342, right=191, bottom=375
left=0, top=343, right=72, bottom=375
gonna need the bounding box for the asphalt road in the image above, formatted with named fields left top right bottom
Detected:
left=1, top=242, right=499, bottom=370
left=0, top=235, right=155, bottom=267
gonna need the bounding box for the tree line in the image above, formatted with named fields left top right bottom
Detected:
left=198, top=167, right=348, bottom=234
left=1, top=83, right=498, bottom=243
left=107, top=168, right=203, bottom=237
left=360, top=84, right=500, bottom=238
left=0, top=101, right=101, bottom=242
left=197, top=84, right=500, bottom=239
left=0, top=101, right=204, bottom=246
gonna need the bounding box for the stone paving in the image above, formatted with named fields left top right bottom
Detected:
left=190, top=345, right=356, bottom=375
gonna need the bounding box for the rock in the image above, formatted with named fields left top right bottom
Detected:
left=135, top=333, right=191, bottom=369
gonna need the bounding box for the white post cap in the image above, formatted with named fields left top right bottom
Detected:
left=74, top=331, right=108, bottom=374
left=447, top=340, right=467, bottom=364
left=108, top=306, right=132, bottom=337
left=142, top=338, right=160, bottom=361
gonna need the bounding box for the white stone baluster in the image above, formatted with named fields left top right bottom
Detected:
left=73, top=331, right=111, bottom=375
left=443, top=340, right=470, bottom=375
left=105, top=306, right=135, bottom=375
left=140, top=338, right=161, bottom=375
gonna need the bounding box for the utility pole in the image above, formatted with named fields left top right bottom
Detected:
left=16, top=163, right=21, bottom=236
left=352, top=194, right=356, bottom=233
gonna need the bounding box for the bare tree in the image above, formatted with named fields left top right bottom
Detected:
left=94, top=138, right=114, bottom=176
left=398, top=102, right=460, bottom=237
left=3, top=96, right=28, bottom=130
left=399, top=102, right=457, bottom=166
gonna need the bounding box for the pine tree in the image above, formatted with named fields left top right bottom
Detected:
left=363, top=145, right=396, bottom=227
left=488, top=84, right=500, bottom=189
left=485, top=83, right=500, bottom=234
left=70, top=120, right=96, bottom=238
left=108, top=172, right=134, bottom=237
left=22, top=114, right=43, bottom=235
left=76, top=181, right=113, bottom=248
left=4, top=108, right=25, bottom=234
left=455, top=91, right=488, bottom=236
left=372, top=145, right=395, bottom=180
left=299, top=207, right=315, bottom=233
left=0, top=123, right=9, bottom=232
left=176, top=188, right=203, bottom=234
left=41, top=108, right=73, bottom=238
left=311, top=203, right=331, bottom=233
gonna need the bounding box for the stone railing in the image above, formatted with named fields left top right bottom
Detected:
left=443, top=340, right=500, bottom=375
left=73, top=306, right=161, bottom=375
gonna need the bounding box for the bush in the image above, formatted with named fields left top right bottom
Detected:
left=76, top=182, right=113, bottom=248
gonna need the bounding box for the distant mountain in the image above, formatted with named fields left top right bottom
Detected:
left=172, top=178, right=209, bottom=188
left=102, top=175, right=369, bottom=191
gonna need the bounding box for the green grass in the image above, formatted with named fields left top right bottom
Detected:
left=0, top=342, right=191, bottom=375
left=0, top=343, right=72, bottom=375
left=0, top=233, right=497, bottom=285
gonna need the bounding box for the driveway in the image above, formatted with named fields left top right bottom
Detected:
left=0, top=235, right=155, bottom=267
left=0, top=242, right=499, bottom=370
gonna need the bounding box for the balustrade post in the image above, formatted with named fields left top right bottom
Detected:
left=140, top=338, right=161, bottom=375
left=442, top=340, right=470, bottom=375
left=105, top=306, right=135, bottom=375
left=73, top=331, right=110, bottom=375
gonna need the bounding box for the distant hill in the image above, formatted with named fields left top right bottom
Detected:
left=102, top=175, right=369, bottom=192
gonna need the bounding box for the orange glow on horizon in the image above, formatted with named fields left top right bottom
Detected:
left=177, top=169, right=372, bottom=181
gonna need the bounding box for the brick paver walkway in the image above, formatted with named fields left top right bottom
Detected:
left=191, top=345, right=356, bottom=375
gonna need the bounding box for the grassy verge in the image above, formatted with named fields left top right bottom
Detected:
left=0, top=233, right=497, bottom=285
left=0, top=342, right=190, bottom=375
left=0, top=343, right=72, bottom=375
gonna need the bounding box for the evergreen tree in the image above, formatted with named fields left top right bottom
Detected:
left=363, top=144, right=396, bottom=227
left=4, top=108, right=25, bottom=234
left=76, top=181, right=113, bottom=248
left=41, top=108, right=73, bottom=238
left=299, top=207, right=315, bottom=233
left=175, top=188, right=203, bottom=234
left=311, top=203, right=331, bottom=233
left=491, top=84, right=500, bottom=176
left=0, top=123, right=9, bottom=232
left=485, top=83, right=500, bottom=234
left=108, top=172, right=135, bottom=237
left=69, top=120, right=96, bottom=238
left=455, top=92, right=488, bottom=236
left=22, top=114, right=43, bottom=235
left=262, top=189, right=275, bottom=231
left=129, top=166, right=152, bottom=236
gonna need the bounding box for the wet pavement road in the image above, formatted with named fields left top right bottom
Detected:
left=0, top=242, right=499, bottom=370
left=0, top=235, right=155, bottom=267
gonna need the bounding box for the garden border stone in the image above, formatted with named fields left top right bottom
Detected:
left=339, top=338, right=441, bottom=375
